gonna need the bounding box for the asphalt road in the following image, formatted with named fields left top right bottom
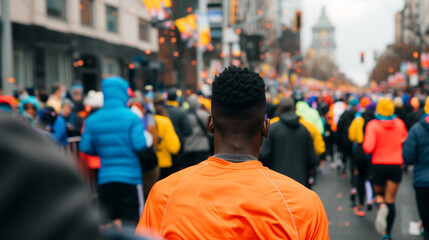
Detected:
left=313, top=159, right=422, bottom=240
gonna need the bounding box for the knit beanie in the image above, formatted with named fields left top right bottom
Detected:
left=376, top=98, right=395, bottom=117
left=410, top=97, right=420, bottom=110
left=360, top=97, right=371, bottom=109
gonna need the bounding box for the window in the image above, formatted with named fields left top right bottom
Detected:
left=80, top=0, right=93, bottom=26
left=102, top=57, right=121, bottom=77
left=13, top=48, right=34, bottom=87
left=47, top=0, right=66, bottom=19
left=106, top=5, right=118, bottom=33
left=139, top=18, right=150, bottom=41
left=45, top=50, right=72, bottom=89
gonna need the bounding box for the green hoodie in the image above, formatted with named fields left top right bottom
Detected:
left=295, top=101, right=324, bottom=134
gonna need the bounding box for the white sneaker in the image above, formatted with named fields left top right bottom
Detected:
left=375, top=204, right=388, bottom=235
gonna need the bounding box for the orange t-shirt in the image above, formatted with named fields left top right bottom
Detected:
left=136, top=157, right=329, bottom=240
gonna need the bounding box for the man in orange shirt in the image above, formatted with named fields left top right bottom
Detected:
left=136, top=66, right=330, bottom=239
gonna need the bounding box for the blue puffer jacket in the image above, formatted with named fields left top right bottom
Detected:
left=80, top=77, right=146, bottom=185
left=403, top=114, right=429, bottom=188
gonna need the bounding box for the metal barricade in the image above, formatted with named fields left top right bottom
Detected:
left=63, top=137, right=98, bottom=192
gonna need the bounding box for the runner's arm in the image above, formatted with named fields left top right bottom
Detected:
left=402, top=128, right=417, bottom=165
left=79, top=121, right=96, bottom=155
left=363, top=121, right=376, bottom=154
left=306, top=194, right=330, bottom=240
left=131, top=115, right=147, bottom=153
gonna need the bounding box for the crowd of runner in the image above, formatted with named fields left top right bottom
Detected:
left=1, top=66, right=429, bottom=240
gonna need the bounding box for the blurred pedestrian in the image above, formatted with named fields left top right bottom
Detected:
left=59, top=98, right=84, bottom=137
left=71, top=83, right=85, bottom=112
left=164, top=88, right=192, bottom=157
left=0, top=113, right=100, bottom=240
left=363, top=98, right=408, bottom=240
left=337, top=97, right=359, bottom=206
left=20, top=96, right=39, bottom=127
left=393, top=97, right=406, bottom=122
left=405, top=97, right=424, bottom=130
left=130, top=98, right=159, bottom=199
left=271, top=109, right=325, bottom=157
left=153, top=96, right=181, bottom=180
left=260, top=97, right=318, bottom=187
left=0, top=113, right=156, bottom=240
left=80, top=76, right=147, bottom=229
left=136, top=66, right=329, bottom=239
left=46, top=83, right=65, bottom=114
left=296, top=100, right=324, bottom=134
left=349, top=100, right=375, bottom=216
left=403, top=97, right=429, bottom=240
left=182, top=95, right=210, bottom=168
left=0, top=95, right=15, bottom=114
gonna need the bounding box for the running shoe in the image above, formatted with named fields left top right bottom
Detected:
left=354, top=209, right=366, bottom=217
left=375, top=204, right=389, bottom=235
left=382, top=233, right=392, bottom=240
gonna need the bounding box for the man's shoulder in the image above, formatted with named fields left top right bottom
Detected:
left=153, top=163, right=209, bottom=191
left=258, top=168, right=322, bottom=204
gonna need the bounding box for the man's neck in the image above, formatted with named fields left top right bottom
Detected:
left=214, top=138, right=261, bottom=159
left=213, top=153, right=257, bottom=163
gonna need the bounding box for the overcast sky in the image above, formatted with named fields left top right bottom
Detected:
left=300, top=0, right=405, bottom=86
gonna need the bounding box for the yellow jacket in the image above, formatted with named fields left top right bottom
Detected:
left=154, top=115, right=181, bottom=168
left=270, top=116, right=326, bottom=156
left=348, top=117, right=364, bottom=144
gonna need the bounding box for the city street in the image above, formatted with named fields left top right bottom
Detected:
left=314, top=159, right=422, bottom=240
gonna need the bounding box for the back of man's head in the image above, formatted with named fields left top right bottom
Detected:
left=167, top=88, right=178, bottom=101
left=278, top=98, right=295, bottom=113
left=211, top=66, right=266, bottom=136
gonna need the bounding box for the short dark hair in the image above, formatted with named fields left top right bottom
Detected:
left=51, top=83, right=61, bottom=95
left=278, top=97, right=295, bottom=112
left=212, top=66, right=266, bottom=121
left=167, top=88, right=177, bottom=101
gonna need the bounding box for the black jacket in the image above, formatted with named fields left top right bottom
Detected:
left=259, top=112, right=318, bottom=186
left=165, top=104, right=193, bottom=149
left=0, top=114, right=100, bottom=240
left=337, top=110, right=356, bottom=152
left=0, top=114, right=153, bottom=240
left=405, top=109, right=424, bottom=130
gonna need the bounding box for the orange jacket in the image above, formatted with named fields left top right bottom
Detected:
left=363, top=118, right=408, bottom=165
left=136, top=157, right=329, bottom=240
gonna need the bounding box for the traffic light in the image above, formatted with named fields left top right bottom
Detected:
left=360, top=52, right=364, bottom=63
left=293, top=11, right=302, bottom=32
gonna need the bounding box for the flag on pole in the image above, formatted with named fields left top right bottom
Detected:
left=175, top=14, right=197, bottom=40
left=198, top=13, right=211, bottom=46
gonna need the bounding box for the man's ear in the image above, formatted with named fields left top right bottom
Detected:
left=262, top=119, right=270, bottom=138
left=206, top=115, right=214, bottom=134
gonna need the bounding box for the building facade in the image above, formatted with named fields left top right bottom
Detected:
left=400, top=0, right=429, bottom=47
left=310, top=7, right=336, bottom=63
left=0, top=0, right=160, bottom=92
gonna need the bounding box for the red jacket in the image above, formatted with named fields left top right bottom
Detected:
left=363, top=118, right=408, bottom=165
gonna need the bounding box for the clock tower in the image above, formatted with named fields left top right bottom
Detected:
left=311, top=7, right=336, bottom=63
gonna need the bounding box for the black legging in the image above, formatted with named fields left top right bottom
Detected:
left=355, top=159, right=370, bottom=206
left=416, top=187, right=429, bottom=240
